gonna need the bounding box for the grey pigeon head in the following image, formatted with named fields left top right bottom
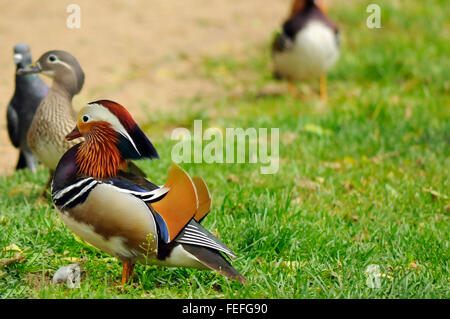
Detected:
left=18, top=50, right=85, bottom=96
left=13, top=43, right=33, bottom=68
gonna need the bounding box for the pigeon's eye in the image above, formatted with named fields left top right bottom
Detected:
left=48, top=55, right=57, bottom=63
left=82, top=115, right=90, bottom=123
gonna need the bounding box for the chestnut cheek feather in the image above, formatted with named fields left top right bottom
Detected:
left=75, top=123, right=124, bottom=179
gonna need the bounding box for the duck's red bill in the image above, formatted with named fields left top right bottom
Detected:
left=66, top=126, right=81, bottom=140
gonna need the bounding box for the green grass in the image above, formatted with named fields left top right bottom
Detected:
left=0, top=0, right=448, bottom=298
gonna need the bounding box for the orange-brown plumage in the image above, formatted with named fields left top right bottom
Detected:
left=192, top=176, right=212, bottom=222
left=76, top=122, right=124, bottom=179
left=290, top=0, right=307, bottom=18
left=151, top=164, right=198, bottom=242
left=290, top=0, right=327, bottom=18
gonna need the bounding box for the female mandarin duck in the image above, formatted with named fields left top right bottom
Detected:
left=272, top=0, right=340, bottom=100
left=51, top=100, right=245, bottom=285
left=17, top=50, right=84, bottom=192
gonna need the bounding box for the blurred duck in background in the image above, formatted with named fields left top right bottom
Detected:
left=272, top=0, right=340, bottom=100
left=7, top=43, right=49, bottom=172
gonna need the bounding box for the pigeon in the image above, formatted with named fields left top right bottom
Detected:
left=6, top=43, right=49, bottom=172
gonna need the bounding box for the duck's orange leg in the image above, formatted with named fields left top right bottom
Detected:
left=121, top=261, right=135, bottom=285
left=319, top=74, right=327, bottom=101
left=288, top=81, right=301, bottom=99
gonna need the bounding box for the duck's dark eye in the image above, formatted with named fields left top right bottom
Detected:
left=82, top=115, right=89, bottom=122
left=48, top=55, right=57, bottom=62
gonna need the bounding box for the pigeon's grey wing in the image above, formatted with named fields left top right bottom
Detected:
left=6, top=103, right=20, bottom=147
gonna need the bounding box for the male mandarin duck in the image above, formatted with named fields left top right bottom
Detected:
left=7, top=43, right=49, bottom=172
left=17, top=50, right=84, bottom=191
left=51, top=100, right=245, bottom=285
left=272, top=0, right=340, bottom=100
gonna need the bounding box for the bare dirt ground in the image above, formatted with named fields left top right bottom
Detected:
left=0, top=0, right=293, bottom=175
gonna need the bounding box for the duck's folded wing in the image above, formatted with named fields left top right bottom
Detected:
left=112, top=165, right=216, bottom=250
left=117, top=169, right=160, bottom=190
left=104, top=176, right=169, bottom=203
left=120, top=168, right=212, bottom=224
left=176, top=220, right=237, bottom=259
left=6, top=103, right=20, bottom=147
left=124, top=161, right=148, bottom=178
left=52, top=175, right=168, bottom=209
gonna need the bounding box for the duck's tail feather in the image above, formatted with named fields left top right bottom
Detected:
left=182, top=244, right=246, bottom=284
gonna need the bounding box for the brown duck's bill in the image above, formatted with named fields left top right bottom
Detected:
left=66, top=126, right=81, bottom=140
left=16, top=63, right=41, bottom=75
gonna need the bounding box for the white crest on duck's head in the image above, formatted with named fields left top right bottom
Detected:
left=78, top=102, right=141, bottom=156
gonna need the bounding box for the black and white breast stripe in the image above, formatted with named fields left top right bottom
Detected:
left=52, top=178, right=170, bottom=210
left=176, top=221, right=237, bottom=259
left=52, top=177, right=98, bottom=209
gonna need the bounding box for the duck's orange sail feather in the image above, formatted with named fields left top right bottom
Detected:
left=151, top=164, right=198, bottom=242
left=192, top=176, right=212, bottom=222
